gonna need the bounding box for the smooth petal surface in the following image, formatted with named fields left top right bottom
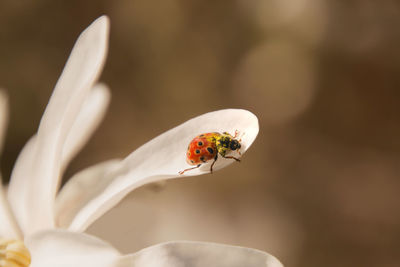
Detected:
left=61, top=83, right=111, bottom=173
left=25, top=229, right=120, bottom=267
left=7, top=136, right=36, bottom=233
left=7, top=16, right=109, bottom=235
left=8, top=84, right=110, bottom=232
left=63, top=109, right=258, bottom=231
left=117, top=241, right=283, bottom=267
left=0, top=183, right=21, bottom=239
left=55, top=160, right=122, bottom=228
left=0, top=90, right=8, bottom=152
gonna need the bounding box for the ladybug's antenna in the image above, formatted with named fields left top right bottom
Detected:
left=234, top=130, right=240, bottom=139
left=234, top=130, right=245, bottom=143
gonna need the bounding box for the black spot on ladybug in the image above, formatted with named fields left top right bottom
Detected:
left=198, top=141, right=203, bottom=146
left=191, top=160, right=194, bottom=163
left=200, top=156, right=205, bottom=162
left=199, top=134, right=205, bottom=137
left=195, top=149, right=200, bottom=154
left=188, top=152, right=191, bottom=156
left=207, top=147, right=214, bottom=154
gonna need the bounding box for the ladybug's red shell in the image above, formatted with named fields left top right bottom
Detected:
left=186, top=133, right=218, bottom=165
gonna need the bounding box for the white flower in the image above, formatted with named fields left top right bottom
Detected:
left=0, top=16, right=283, bottom=267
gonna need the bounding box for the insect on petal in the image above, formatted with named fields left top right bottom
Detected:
left=60, top=109, right=259, bottom=231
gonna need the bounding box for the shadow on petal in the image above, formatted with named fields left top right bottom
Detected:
left=117, top=241, right=283, bottom=267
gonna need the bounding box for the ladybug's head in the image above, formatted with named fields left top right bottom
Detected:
left=229, top=139, right=241, bottom=151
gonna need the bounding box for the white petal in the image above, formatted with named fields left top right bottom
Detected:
left=117, top=241, right=283, bottom=267
left=9, top=85, right=110, bottom=232
left=55, top=160, right=122, bottom=228
left=61, top=83, right=111, bottom=173
left=0, top=183, right=21, bottom=239
left=0, top=90, right=8, bottom=153
left=25, top=229, right=120, bottom=267
left=7, top=16, right=109, bottom=235
left=65, top=109, right=258, bottom=231
left=7, top=136, right=37, bottom=235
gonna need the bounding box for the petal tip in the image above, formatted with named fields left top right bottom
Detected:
left=99, top=15, right=110, bottom=32
left=0, top=90, right=8, bottom=109
left=92, top=15, right=110, bottom=31
left=80, top=15, right=110, bottom=48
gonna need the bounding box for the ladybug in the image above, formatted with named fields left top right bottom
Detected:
left=179, top=131, right=242, bottom=174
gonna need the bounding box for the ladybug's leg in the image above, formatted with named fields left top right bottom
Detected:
left=221, top=155, right=241, bottom=162
left=179, top=164, right=201, bottom=175
left=210, top=154, right=218, bottom=173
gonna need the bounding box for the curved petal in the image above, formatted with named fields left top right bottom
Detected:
left=7, top=16, right=109, bottom=235
left=0, top=183, right=21, bottom=239
left=0, top=90, right=8, bottom=153
left=7, top=136, right=37, bottom=234
left=61, top=83, right=111, bottom=173
left=25, top=229, right=120, bottom=267
left=8, top=84, right=110, bottom=233
left=64, top=109, right=259, bottom=231
left=116, top=241, right=283, bottom=267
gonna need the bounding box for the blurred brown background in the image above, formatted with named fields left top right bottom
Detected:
left=1, top=1, right=400, bottom=266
